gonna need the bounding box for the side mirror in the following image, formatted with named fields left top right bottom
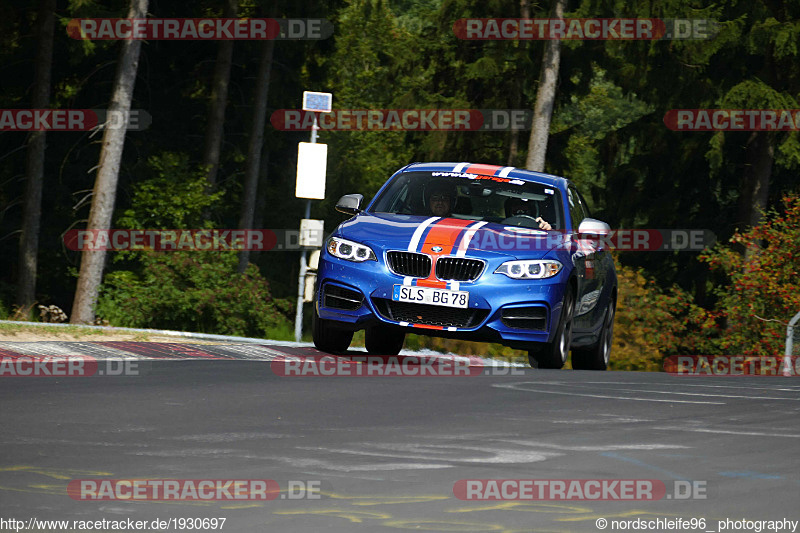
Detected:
left=577, top=218, right=611, bottom=237
left=577, top=218, right=611, bottom=253
left=335, top=194, right=364, bottom=215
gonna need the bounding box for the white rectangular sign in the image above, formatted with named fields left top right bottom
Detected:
left=300, top=219, right=324, bottom=247
left=302, top=91, right=333, bottom=112
left=295, top=142, right=327, bottom=199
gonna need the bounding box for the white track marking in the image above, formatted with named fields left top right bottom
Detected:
left=596, top=386, right=800, bottom=401
left=495, top=440, right=690, bottom=451
left=584, top=381, right=800, bottom=392
left=493, top=382, right=726, bottom=404
left=653, top=427, right=800, bottom=438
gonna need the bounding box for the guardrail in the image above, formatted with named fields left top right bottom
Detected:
left=785, top=311, right=800, bottom=377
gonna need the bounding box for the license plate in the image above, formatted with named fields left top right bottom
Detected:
left=392, top=285, right=469, bottom=308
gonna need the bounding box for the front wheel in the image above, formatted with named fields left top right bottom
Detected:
left=365, top=325, right=405, bottom=355
left=528, top=284, right=575, bottom=369
left=572, top=301, right=615, bottom=371
left=312, top=304, right=353, bottom=354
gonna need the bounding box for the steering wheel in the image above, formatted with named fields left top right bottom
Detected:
left=502, top=214, right=539, bottom=226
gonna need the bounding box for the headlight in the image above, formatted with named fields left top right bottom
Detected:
left=327, top=237, right=377, bottom=262
left=495, top=260, right=562, bottom=279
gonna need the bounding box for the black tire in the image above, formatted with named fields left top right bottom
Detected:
left=572, top=300, right=615, bottom=371
left=365, top=325, right=405, bottom=355
left=312, top=304, right=353, bottom=354
left=528, top=283, right=575, bottom=369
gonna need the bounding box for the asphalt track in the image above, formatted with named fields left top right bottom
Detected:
left=1, top=341, right=799, bottom=533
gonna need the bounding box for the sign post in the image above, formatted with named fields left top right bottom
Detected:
left=294, top=91, right=332, bottom=343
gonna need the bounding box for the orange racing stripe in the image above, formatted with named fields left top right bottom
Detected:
left=465, top=163, right=503, bottom=176
left=414, top=218, right=473, bottom=289
left=413, top=324, right=445, bottom=330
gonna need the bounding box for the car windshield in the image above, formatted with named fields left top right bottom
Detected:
left=369, top=171, right=565, bottom=230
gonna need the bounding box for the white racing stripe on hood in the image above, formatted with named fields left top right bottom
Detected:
left=408, top=216, right=440, bottom=252
left=455, top=221, right=488, bottom=257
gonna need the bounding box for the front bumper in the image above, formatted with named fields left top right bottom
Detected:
left=316, top=252, right=569, bottom=348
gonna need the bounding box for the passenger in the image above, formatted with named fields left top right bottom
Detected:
left=505, top=197, right=552, bottom=230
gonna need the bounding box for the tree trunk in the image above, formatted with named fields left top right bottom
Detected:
left=16, top=0, right=56, bottom=313
left=249, top=148, right=271, bottom=265
left=506, top=80, right=521, bottom=167
left=71, top=0, right=148, bottom=324
left=525, top=0, right=565, bottom=172
left=507, top=0, right=530, bottom=166
left=738, top=131, right=774, bottom=229
left=737, top=131, right=774, bottom=263
left=252, top=148, right=271, bottom=237
left=202, top=0, right=238, bottom=190
left=237, top=38, right=275, bottom=273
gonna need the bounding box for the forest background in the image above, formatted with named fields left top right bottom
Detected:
left=1, top=0, right=798, bottom=369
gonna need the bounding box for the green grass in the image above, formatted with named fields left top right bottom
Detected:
left=0, top=322, right=106, bottom=337
left=263, top=322, right=297, bottom=342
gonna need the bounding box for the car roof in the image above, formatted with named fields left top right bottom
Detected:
left=400, top=162, right=570, bottom=190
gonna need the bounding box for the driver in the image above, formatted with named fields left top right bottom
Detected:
left=426, top=181, right=456, bottom=217
left=505, top=197, right=552, bottom=230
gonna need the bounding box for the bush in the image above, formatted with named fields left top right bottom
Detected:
left=95, top=151, right=293, bottom=338
left=97, top=251, right=293, bottom=337
left=698, top=193, right=800, bottom=355
left=610, top=265, right=716, bottom=371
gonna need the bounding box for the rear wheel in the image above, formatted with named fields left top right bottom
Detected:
left=528, top=284, right=575, bottom=369
left=365, top=325, right=405, bottom=355
left=312, top=304, right=353, bottom=354
left=572, top=300, right=615, bottom=371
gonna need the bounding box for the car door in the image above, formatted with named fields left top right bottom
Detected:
left=568, top=185, right=604, bottom=332
left=577, top=187, right=608, bottom=328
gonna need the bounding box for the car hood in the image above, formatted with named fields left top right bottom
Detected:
left=336, top=213, right=564, bottom=258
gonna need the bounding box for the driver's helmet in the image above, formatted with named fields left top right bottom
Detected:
left=505, top=197, right=537, bottom=218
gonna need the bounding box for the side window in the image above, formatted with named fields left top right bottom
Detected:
left=567, top=187, right=586, bottom=230
left=576, top=189, right=592, bottom=220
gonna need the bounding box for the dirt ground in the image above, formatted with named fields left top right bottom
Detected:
left=0, top=323, right=224, bottom=344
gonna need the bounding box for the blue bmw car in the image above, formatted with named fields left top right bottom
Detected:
left=313, top=162, right=617, bottom=370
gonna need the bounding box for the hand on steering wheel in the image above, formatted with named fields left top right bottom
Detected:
left=535, top=217, right=552, bottom=230
left=510, top=214, right=552, bottom=230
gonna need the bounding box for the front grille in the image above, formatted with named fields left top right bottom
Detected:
left=387, top=251, right=431, bottom=278
left=374, top=299, right=488, bottom=328
left=435, top=257, right=485, bottom=281
left=323, top=284, right=363, bottom=311
left=501, top=307, right=548, bottom=330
